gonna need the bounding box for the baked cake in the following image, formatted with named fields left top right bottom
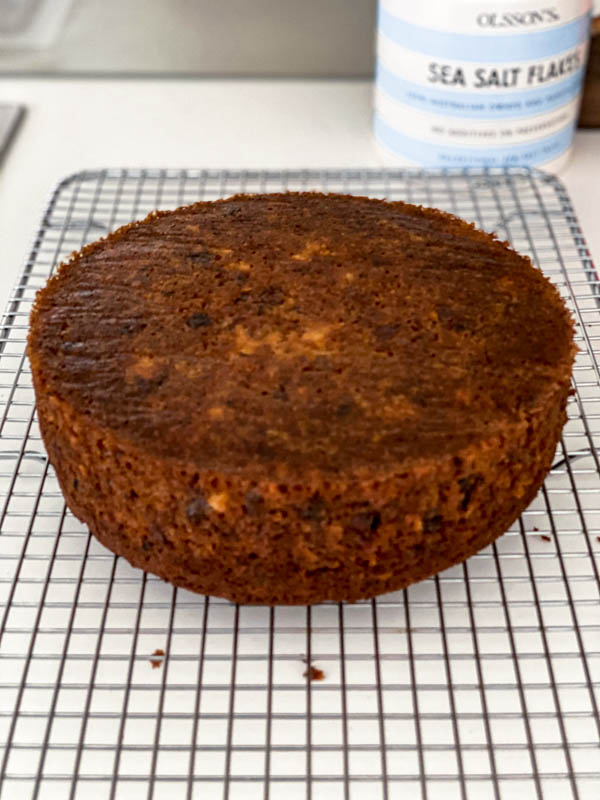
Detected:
left=27, top=193, right=576, bottom=604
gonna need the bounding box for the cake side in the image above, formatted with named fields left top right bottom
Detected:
left=31, top=371, right=570, bottom=604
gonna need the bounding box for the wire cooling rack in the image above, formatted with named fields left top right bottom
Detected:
left=0, top=168, right=599, bottom=800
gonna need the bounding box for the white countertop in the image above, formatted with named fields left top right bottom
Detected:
left=0, top=79, right=598, bottom=800
left=0, top=78, right=598, bottom=312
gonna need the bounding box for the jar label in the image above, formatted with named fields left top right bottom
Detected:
left=375, top=0, right=592, bottom=169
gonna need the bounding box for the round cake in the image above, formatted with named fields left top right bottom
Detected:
left=28, top=192, right=575, bottom=605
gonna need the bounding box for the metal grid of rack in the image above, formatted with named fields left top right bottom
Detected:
left=0, top=168, right=599, bottom=800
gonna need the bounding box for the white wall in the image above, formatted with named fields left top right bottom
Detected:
left=0, top=0, right=377, bottom=77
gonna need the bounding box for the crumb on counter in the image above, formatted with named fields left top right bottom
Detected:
left=150, top=648, right=165, bottom=668
left=302, top=657, right=325, bottom=681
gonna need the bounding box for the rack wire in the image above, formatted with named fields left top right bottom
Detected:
left=0, top=168, right=599, bottom=800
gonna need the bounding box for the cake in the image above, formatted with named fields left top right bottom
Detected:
left=27, top=192, right=576, bottom=605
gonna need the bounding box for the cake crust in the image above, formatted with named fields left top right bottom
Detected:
left=28, top=192, right=576, bottom=604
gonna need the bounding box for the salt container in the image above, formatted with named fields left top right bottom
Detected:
left=375, top=0, right=592, bottom=171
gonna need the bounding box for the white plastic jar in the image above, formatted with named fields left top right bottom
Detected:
left=374, top=0, right=592, bottom=171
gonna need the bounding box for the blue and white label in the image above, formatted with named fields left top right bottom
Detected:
left=374, top=0, right=591, bottom=170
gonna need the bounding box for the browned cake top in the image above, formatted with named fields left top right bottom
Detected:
left=28, top=192, right=575, bottom=475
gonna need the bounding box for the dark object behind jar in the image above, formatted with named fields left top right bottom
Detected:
left=579, top=17, right=600, bottom=128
